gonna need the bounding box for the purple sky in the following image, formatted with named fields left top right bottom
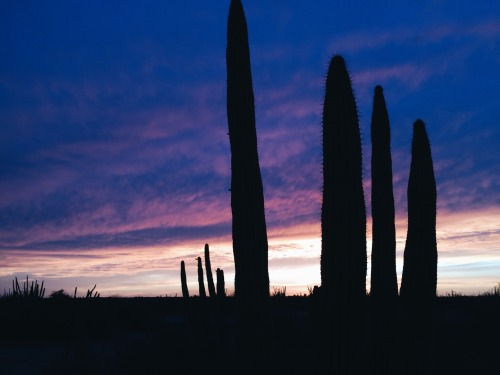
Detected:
left=1, top=1, right=499, bottom=296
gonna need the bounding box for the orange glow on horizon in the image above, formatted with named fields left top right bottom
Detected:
left=1, top=207, right=498, bottom=297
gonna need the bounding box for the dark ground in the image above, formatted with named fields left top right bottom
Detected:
left=1, top=296, right=498, bottom=374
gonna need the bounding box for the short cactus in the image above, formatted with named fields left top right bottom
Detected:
left=197, top=257, right=207, bottom=298
left=180, top=260, right=190, bottom=298
left=204, top=244, right=216, bottom=298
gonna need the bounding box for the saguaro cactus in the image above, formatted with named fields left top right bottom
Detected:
left=204, top=244, right=216, bottom=298
left=400, top=119, right=437, bottom=299
left=226, top=0, right=269, bottom=303
left=320, top=55, right=367, bottom=373
left=180, top=260, right=189, bottom=298
left=197, top=257, right=207, bottom=298
left=370, top=85, right=398, bottom=299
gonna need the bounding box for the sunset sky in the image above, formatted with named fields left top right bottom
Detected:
left=1, top=1, right=499, bottom=297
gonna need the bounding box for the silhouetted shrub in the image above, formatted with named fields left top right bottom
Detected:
left=49, top=289, right=71, bottom=299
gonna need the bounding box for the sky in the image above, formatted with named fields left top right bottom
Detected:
left=1, top=0, right=499, bottom=297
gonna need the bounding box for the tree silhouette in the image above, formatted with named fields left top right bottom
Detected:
left=320, top=55, right=366, bottom=373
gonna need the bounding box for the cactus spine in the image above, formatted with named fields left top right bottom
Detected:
left=370, top=85, right=398, bottom=299
left=204, top=244, right=216, bottom=298
left=180, top=260, right=189, bottom=298
left=226, top=0, right=269, bottom=303
left=400, top=119, right=437, bottom=299
left=197, top=257, right=207, bottom=298
left=320, top=55, right=366, bottom=373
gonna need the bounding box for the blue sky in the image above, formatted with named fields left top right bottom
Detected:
left=1, top=0, right=499, bottom=296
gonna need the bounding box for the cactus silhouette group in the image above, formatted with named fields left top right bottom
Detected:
left=178, top=1, right=438, bottom=372
left=179, top=244, right=225, bottom=299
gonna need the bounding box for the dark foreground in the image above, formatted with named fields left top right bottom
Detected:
left=1, top=296, right=499, bottom=374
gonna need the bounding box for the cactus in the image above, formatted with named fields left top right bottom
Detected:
left=370, top=85, right=398, bottom=300
left=216, top=268, right=226, bottom=298
left=320, top=55, right=366, bottom=373
left=321, top=55, right=366, bottom=299
left=400, top=120, right=437, bottom=300
left=197, top=257, right=206, bottom=298
left=10, top=276, right=45, bottom=298
left=226, top=0, right=269, bottom=304
left=85, top=284, right=100, bottom=298
left=204, top=244, right=216, bottom=298
left=369, top=86, right=398, bottom=374
left=180, top=260, right=190, bottom=298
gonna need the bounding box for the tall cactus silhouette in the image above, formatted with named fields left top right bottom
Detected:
left=226, top=0, right=269, bottom=303
left=197, top=257, right=206, bottom=298
left=204, top=244, right=216, bottom=298
left=320, top=55, right=366, bottom=373
left=180, top=260, right=189, bottom=298
left=370, top=85, right=398, bottom=299
left=400, top=119, right=437, bottom=299
left=370, top=85, right=398, bottom=375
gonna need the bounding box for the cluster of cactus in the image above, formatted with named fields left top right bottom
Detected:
left=85, top=284, right=100, bottom=298
left=4, top=276, right=45, bottom=299
left=179, top=244, right=225, bottom=298
left=318, top=52, right=437, bottom=371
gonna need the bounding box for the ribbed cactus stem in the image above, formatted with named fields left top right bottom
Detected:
left=180, top=260, right=189, bottom=298
left=226, top=0, right=269, bottom=304
left=400, top=119, right=437, bottom=300
left=204, top=244, right=216, bottom=298
left=197, top=257, right=206, bottom=298
left=370, top=85, right=398, bottom=299
left=216, top=268, right=226, bottom=298
left=321, top=55, right=366, bottom=298
left=320, top=55, right=367, bottom=373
